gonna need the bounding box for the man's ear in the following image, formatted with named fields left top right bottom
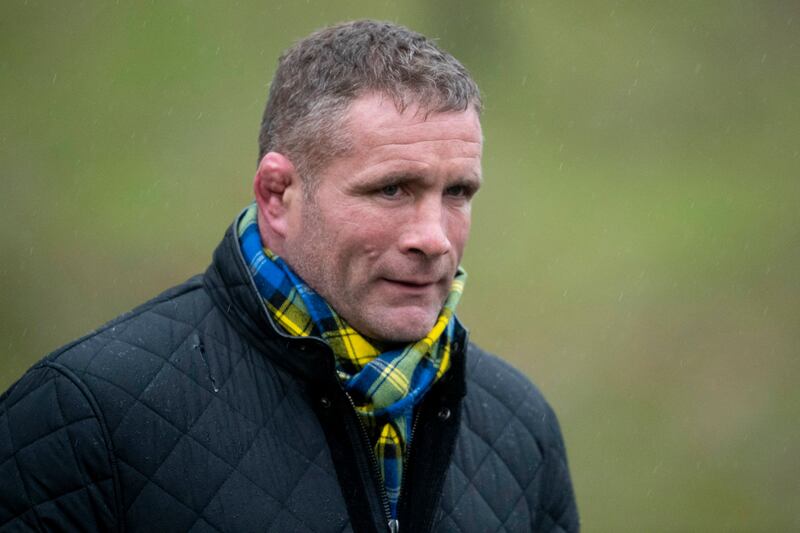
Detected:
left=253, top=152, right=301, bottom=241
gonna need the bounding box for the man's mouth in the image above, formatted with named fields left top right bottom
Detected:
left=381, top=277, right=439, bottom=289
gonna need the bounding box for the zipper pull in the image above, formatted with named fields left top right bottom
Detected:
left=388, top=519, right=399, bottom=533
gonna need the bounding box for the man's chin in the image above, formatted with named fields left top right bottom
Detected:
left=357, top=308, right=440, bottom=344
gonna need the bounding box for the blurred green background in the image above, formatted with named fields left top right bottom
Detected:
left=1, top=1, right=798, bottom=530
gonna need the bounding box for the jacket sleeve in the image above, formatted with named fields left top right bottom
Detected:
left=535, top=402, right=579, bottom=532
left=0, top=362, right=120, bottom=532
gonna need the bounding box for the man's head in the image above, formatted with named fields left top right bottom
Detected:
left=257, top=19, right=481, bottom=187
left=254, top=20, right=483, bottom=343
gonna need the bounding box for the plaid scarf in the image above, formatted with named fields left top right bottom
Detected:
left=237, top=204, right=464, bottom=518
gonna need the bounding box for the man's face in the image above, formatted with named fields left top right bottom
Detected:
left=282, top=93, right=483, bottom=342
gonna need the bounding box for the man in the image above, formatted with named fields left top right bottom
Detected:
left=0, top=20, right=578, bottom=532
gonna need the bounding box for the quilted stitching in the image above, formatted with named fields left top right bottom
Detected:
left=433, top=351, right=577, bottom=532
left=72, top=292, right=347, bottom=531
left=0, top=281, right=350, bottom=532
left=0, top=365, right=117, bottom=530
left=1, top=263, right=577, bottom=531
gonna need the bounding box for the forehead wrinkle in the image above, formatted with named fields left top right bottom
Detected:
left=363, top=120, right=481, bottom=140
left=351, top=146, right=466, bottom=165
left=366, top=138, right=482, bottom=149
left=346, top=103, right=482, bottom=144
left=354, top=124, right=482, bottom=147
left=360, top=140, right=483, bottom=162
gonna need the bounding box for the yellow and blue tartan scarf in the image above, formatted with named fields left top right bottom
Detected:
left=237, top=204, right=464, bottom=518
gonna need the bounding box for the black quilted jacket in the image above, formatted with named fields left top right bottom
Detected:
left=0, top=222, right=579, bottom=532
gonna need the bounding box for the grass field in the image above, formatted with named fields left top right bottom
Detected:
left=1, top=2, right=798, bottom=530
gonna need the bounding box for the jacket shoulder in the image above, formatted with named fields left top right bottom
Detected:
left=0, top=361, right=120, bottom=531
left=459, top=342, right=579, bottom=531
left=463, top=342, right=562, bottom=448
left=46, top=275, right=209, bottom=381
left=0, top=275, right=217, bottom=530
left=38, top=275, right=218, bottom=430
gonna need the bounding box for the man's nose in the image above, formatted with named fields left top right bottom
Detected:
left=400, top=200, right=451, bottom=257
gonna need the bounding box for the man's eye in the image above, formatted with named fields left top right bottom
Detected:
left=381, top=184, right=400, bottom=197
left=446, top=185, right=467, bottom=197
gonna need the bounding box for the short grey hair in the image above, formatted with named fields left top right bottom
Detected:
left=257, top=20, right=482, bottom=186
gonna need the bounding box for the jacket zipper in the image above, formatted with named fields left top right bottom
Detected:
left=397, top=332, right=467, bottom=531
left=395, top=406, right=421, bottom=525
left=342, top=388, right=396, bottom=532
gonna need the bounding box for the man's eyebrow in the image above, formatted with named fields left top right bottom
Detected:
left=352, top=173, right=425, bottom=189
left=355, top=172, right=482, bottom=189
left=459, top=172, right=483, bottom=185
left=447, top=172, right=483, bottom=189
